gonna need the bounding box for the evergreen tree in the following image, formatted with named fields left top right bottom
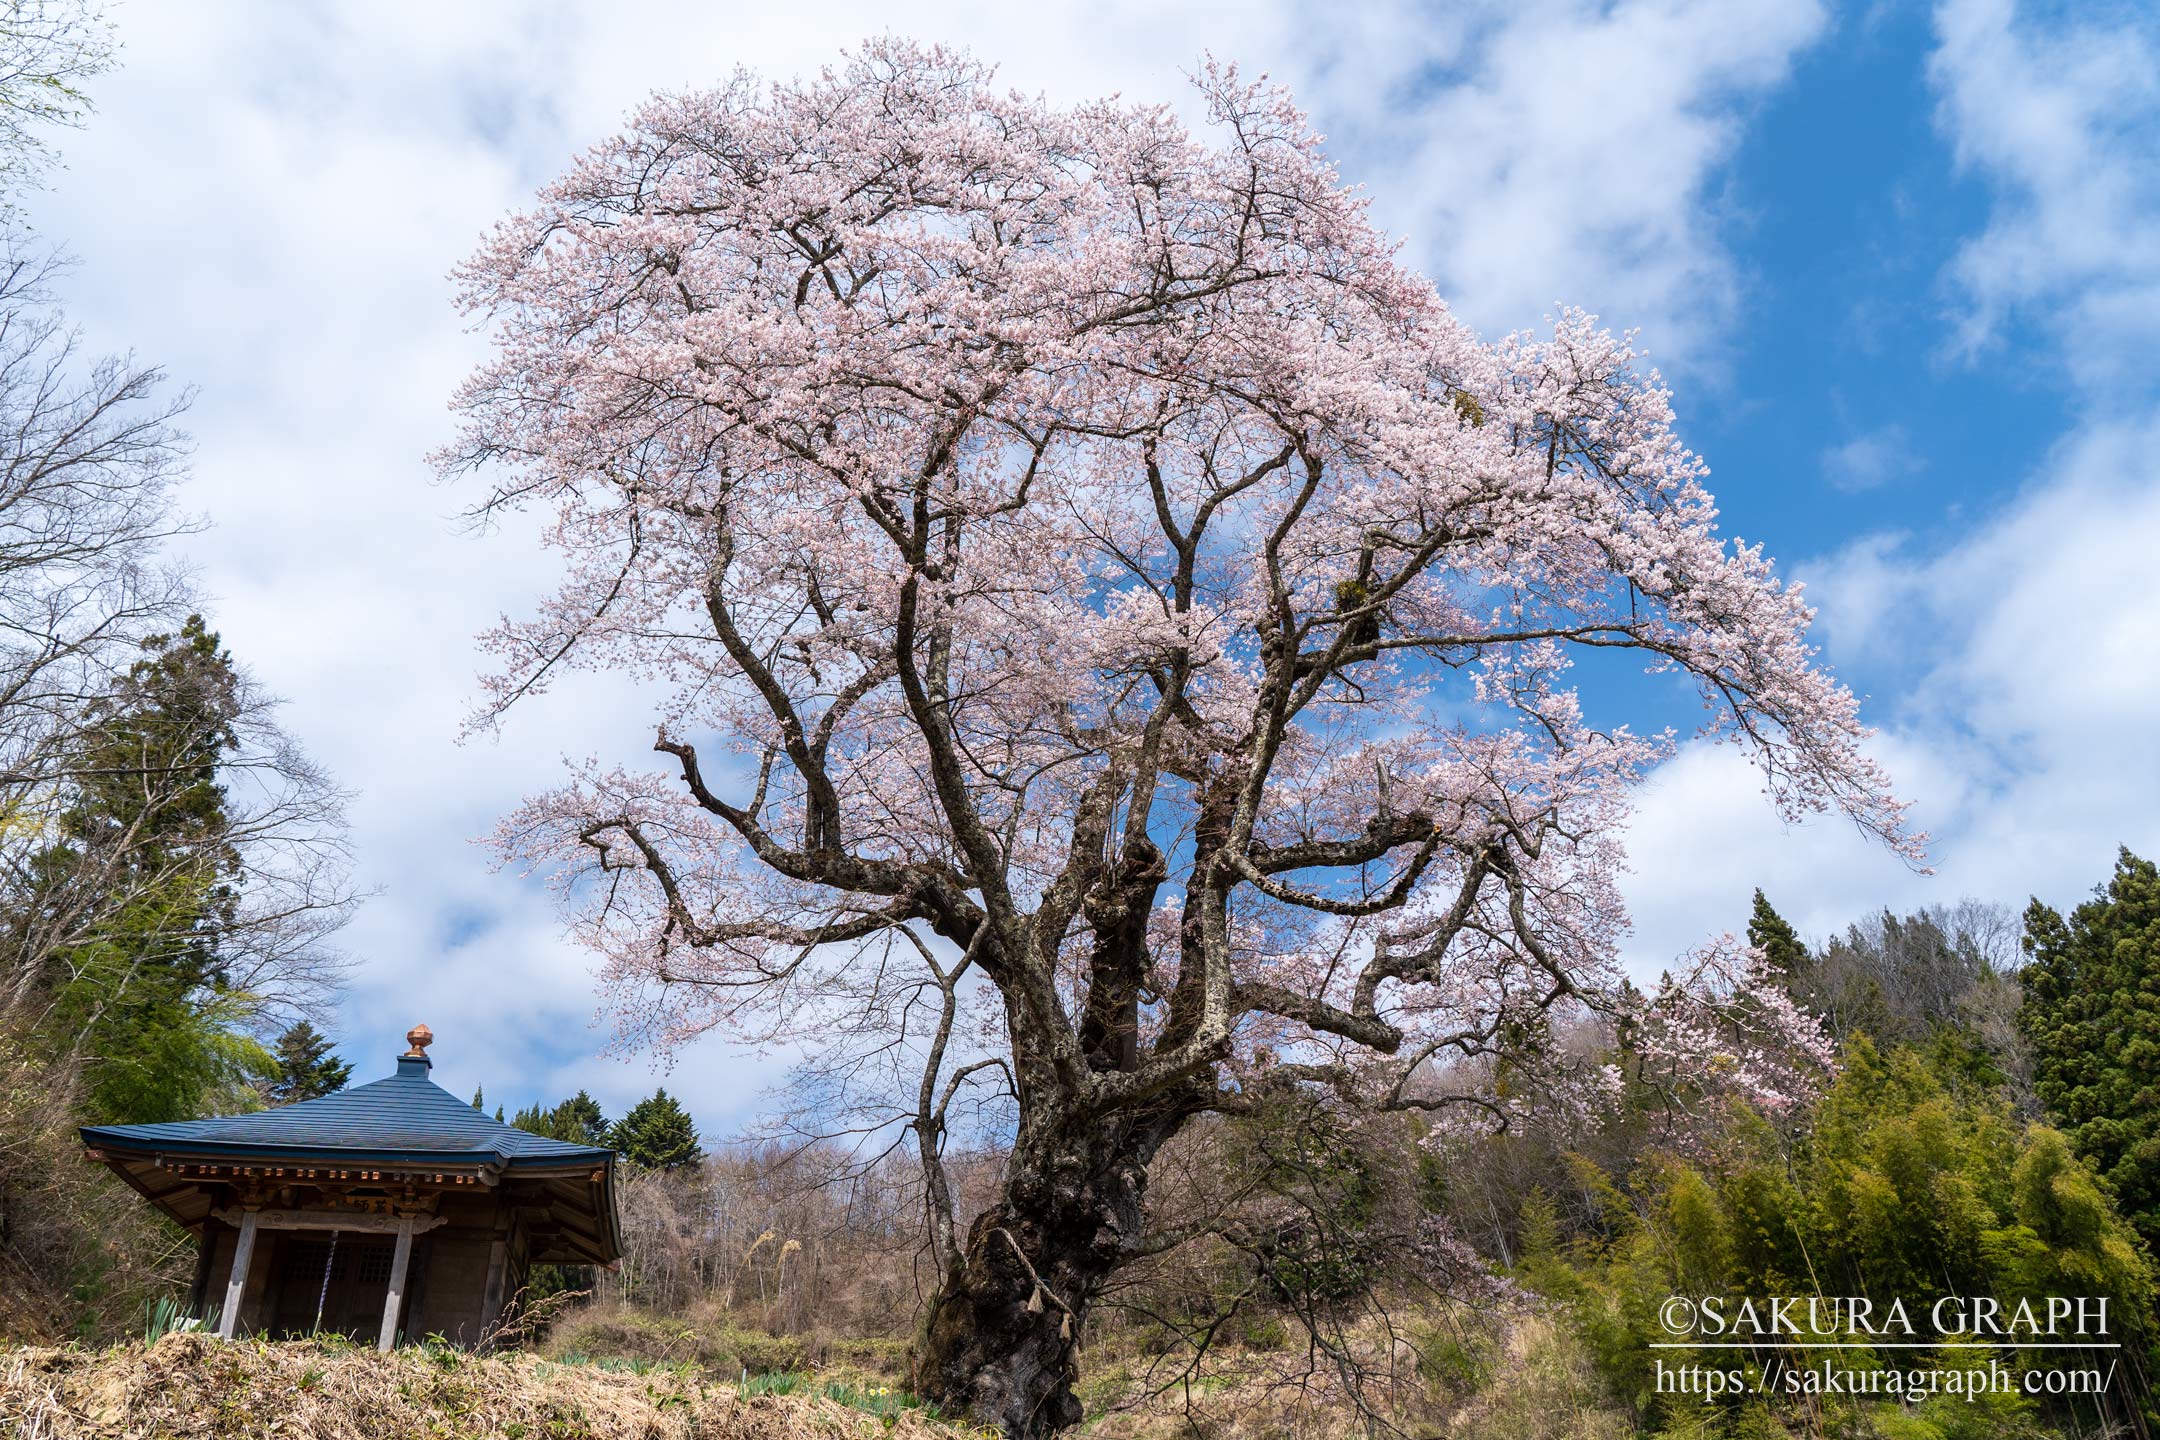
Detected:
left=1746, top=889, right=1806, bottom=974
left=2019, top=848, right=2160, bottom=1249
left=509, top=1089, right=610, bottom=1146
left=31, top=617, right=270, bottom=1121
left=470, top=1084, right=484, bottom=1111
left=266, top=1020, right=351, bottom=1104
left=609, top=1088, right=702, bottom=1170
left=556, top=1089, right=608, bottom=1145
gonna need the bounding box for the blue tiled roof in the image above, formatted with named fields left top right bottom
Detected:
left=81, top=1056, right=614, bottom=1168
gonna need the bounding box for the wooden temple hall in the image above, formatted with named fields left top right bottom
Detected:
left=79, top=1026, right=621, bottom=1349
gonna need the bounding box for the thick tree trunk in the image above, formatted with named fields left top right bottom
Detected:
left=912, top=1110, right=1175, bottom=1436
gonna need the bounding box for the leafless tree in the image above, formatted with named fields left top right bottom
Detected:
left=0, top=246, right=356, bottom=1054
left=0, top=0, right=113, bottom=217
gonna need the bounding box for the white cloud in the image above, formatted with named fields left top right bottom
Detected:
left=1618, top=0, right=2160, bottom=969
left=1620, top=740, right=1947, bottom=969
left=1623, top=417, right=2160, bottom=970
left=35, top=0, right=1830, bottom=1123
left=1930, top=0, right=2160, bottom=395
left=1820, top=424, right=1924, bottom=492
left=1812, top=420, right=2160, bottom=774
left=1321, top=0, right=1828, bottom=373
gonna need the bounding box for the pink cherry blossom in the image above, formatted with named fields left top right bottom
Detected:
left=442, top=40, right=1917, bottom=1430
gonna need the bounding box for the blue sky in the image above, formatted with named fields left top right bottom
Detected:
left=1705, top=6, right=2038, bottom=543
left=31, top=0, right=2160, bottom=1136
left=1591, top=2, right=2074, bottom=752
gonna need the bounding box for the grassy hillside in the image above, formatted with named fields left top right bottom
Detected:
left=0, top=1333, right=983, bottom=1440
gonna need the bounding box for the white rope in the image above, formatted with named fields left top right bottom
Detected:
left=312, top=1229, right=340, bottom=1333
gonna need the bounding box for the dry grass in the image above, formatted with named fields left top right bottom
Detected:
left=0, top=1333, right=983, bottom=1440
left=1079, top=1349, right=1461, bottom=1438
left=541, top=1298, right=911, bottom=1382
left=1057, top=1307, right=1634, bottom=1439
left=1430, top=1315, right=1632, bottom=1440
left=0, top=1252, right=63, bottom=1346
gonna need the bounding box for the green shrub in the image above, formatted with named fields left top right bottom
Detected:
left=1528, top=1039, right=2155, bottom=1438
left=1414, top=1329, right=1491, bottom=1395
left=1238, top=1313, right=1290, bottom=1351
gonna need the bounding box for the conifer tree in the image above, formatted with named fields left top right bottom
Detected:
left=32, top=616, right=266, bottom=1121
left=509, top=1089, right=610, bottom=1146
left=1747, top=889, right=1807, bottom=975
left=609, top=1088, right=702, bottom=1170
left=266, top=1020, right=351, bottom=1103
left=555, top=1089, right=607, bottom=1146
left=2019, top=848, right=2160, bottom=1248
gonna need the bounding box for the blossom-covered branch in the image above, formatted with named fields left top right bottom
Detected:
left=446, top=40, right=1916, bottom=1434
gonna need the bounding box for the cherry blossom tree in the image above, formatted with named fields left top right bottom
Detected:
left=443, top=42, right=1916, bottom=1435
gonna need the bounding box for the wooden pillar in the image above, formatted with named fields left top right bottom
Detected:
left=478, top=1239, right=509, bottom=1341
left=378, top=1215, right=414, bottom=1353
left=218, top=1210, right=258, bottom=1339
left=187, top=1226, right=216, bottom=1317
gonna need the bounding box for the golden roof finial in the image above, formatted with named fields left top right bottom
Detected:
left=403, top=1023, right=434, bottom=1059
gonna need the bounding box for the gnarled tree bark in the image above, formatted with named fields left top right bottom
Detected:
left=913, top=1104, right=1184, bottom=1435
